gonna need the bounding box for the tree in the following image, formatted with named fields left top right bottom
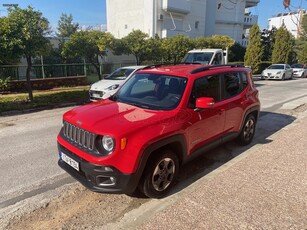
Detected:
left=244, top=24, right=263, bottom=73
left=2, top=6, right=50, bottom=101
left=229, top=43, right=246, bottom=62
left=122, top=30, right=150, bottom=65
left=300, top=14, right=307, bottom=40
left=261, top=27, right=277, bottom=61
left=161, top=35, right=193, bottom=64
left=298, top=42, right=307, bottom=64
left=210, top=35, right=235, bottom=49
left=143, top=34, right=163, bottom=63
left=0, top=18, right=16, bottom=64
left=272, top=26, right=294, bottom=64
left=62, top=31, right=114, bottom=79
left=194, top=36, right=212, bottom=49
left=56, top=13, right=79, bottom=40
left=97, top=32, right=115, bottom=54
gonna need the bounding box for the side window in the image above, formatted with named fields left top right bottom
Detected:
left=189, top=75, right=220, bottom=108
left=223, top=72, right=248, bottom=100
left=240, top=72, right=248, bottom=89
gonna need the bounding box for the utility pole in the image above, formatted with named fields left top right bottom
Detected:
left=1, top=3, right=18, bottom=16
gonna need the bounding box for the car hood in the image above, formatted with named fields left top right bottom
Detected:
left=292, top=68, right=304, bottom=71
left=90, top=79, right=125, bottom=91
left=63, top=100, right=179, bottom=137
left=263, top=69, right=285, bottom=74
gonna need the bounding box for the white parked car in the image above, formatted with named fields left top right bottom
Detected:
left=261, top=64, right=293, bottom=80
left=89, top=66, right=145, bottom=101
left=291, top=64, right=307, bottom=78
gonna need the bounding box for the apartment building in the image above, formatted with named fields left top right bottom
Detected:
left=106, top=0, right=260, bottom=46
left=268, top=9, right=307, bottom=38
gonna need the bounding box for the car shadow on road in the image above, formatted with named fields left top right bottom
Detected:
left=167, top=111, right=296, bottom=197
left=254, top=83, right=266, bottom=88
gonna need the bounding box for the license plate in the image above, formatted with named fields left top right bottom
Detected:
left=61, top=152, right=79, bottom=171
left=93, top=93, right=101, bottom=98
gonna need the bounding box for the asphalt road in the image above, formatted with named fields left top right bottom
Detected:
left=0, top=77, right=307, bottom=211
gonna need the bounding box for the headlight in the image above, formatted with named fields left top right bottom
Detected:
left=102, top=135, right=115, bottom=152
left=106, top=84, right=119, bottom=91
left=276, top=71, right=281, bottom=74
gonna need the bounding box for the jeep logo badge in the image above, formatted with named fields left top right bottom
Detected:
left=76, top=120, right=82, bottom=125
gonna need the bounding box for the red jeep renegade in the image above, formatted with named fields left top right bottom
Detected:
left=57, top=64, right=260, bottom=198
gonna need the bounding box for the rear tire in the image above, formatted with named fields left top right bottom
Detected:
left=139, top=150, right=179, bottom=198
left=237, top=114, right=256, bottom=146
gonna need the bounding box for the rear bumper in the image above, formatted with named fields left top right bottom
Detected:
left=58, top=143, right=139, bottom=194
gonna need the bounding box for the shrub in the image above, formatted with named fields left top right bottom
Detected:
left=0, top=77, right=11, bottom=93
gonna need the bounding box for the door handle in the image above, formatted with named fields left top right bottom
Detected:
left=218, top=109, right=225, bottom=115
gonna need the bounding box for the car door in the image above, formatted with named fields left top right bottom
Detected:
left=285, top=64, right=292, bottom=78
left=221, top=71, right=248, bottom=134
left=186, top=75, right=226, bottom=154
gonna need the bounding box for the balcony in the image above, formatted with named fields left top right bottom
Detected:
left=243, top=15, right=258, bottom=28
left=162, top=0, right=190, bottom=15
left=239, top=39, right=249, bottom=47
left=246, top=0, right=260, bottom=8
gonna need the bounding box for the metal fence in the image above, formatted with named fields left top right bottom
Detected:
left=0, top=63, right=136, bottom=81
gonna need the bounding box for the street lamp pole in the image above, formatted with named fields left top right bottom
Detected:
left=1, top=3, right=18, bottom=16
left=2, top=4, right=18, bottom=7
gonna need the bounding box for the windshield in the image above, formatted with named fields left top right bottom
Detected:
left=105, top=68, right=134, bottom=80
left=182, top=52, right=214, bottom=64
left=111, top=73, right=188, bottom=110
left=291, top=64, right=303, bottom=68
left=267, top=65, right=285, bottom=70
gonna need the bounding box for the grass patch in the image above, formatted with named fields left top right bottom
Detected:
left=0, top=88, right=90, bottom=113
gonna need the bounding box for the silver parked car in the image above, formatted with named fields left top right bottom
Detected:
left=89, top=66, right=145, bottom=101
left=261, top=64, right=293, bottom=80
left=291, top=64, right=307, bottom=78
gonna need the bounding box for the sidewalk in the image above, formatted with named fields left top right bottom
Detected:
left=136, top=114, right=307, bottom=229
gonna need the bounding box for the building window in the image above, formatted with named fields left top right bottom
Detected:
left=195, top=21, right=199, bottom=29
left=125, top=24, right=128, bottom=29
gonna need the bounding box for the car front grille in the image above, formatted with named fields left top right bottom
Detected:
left=89, top=90, right=104, bottom=98
left=63, top=121, right=95, bottom=151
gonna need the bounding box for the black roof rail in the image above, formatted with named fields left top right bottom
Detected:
left=190, top=64, right=245, bottom=74
left=142, top=62, right=202, bottom=70
left=142, top=64, right=165, bottom=70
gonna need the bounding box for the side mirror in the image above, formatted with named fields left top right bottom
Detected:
left=195, top=97, right=215, bottom=111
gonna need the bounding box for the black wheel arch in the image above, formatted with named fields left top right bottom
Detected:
left=239, top=105, right=260, bottom=132
left=132, top=135, right=187, bottom=190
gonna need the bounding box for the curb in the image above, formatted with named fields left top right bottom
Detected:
left=0, top=101, right=89, bottom=117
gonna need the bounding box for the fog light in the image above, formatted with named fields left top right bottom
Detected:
left=97, top=176, right=116, bottom=186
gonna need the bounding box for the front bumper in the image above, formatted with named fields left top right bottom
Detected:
left=58, top=143, right=139, bottom=194
left=262, top=73, right=283, bottom=79
left=293, top=71, right=305, bottom=77
left=89, top=90, right=104, bottom=101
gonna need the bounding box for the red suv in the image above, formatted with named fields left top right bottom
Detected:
left=57, top=64, right=260, bottom=198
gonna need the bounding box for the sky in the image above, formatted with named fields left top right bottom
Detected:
left=0, top=0, right=306, bottom=32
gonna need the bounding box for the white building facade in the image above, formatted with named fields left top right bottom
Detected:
left=268, top=9, right=307, bottom=38
left=106, top=0, right=259, bottom=46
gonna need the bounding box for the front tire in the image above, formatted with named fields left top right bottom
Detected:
left=237, top=114, right=256, bottom=146
left=139, top=150, right=179, bottom=198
